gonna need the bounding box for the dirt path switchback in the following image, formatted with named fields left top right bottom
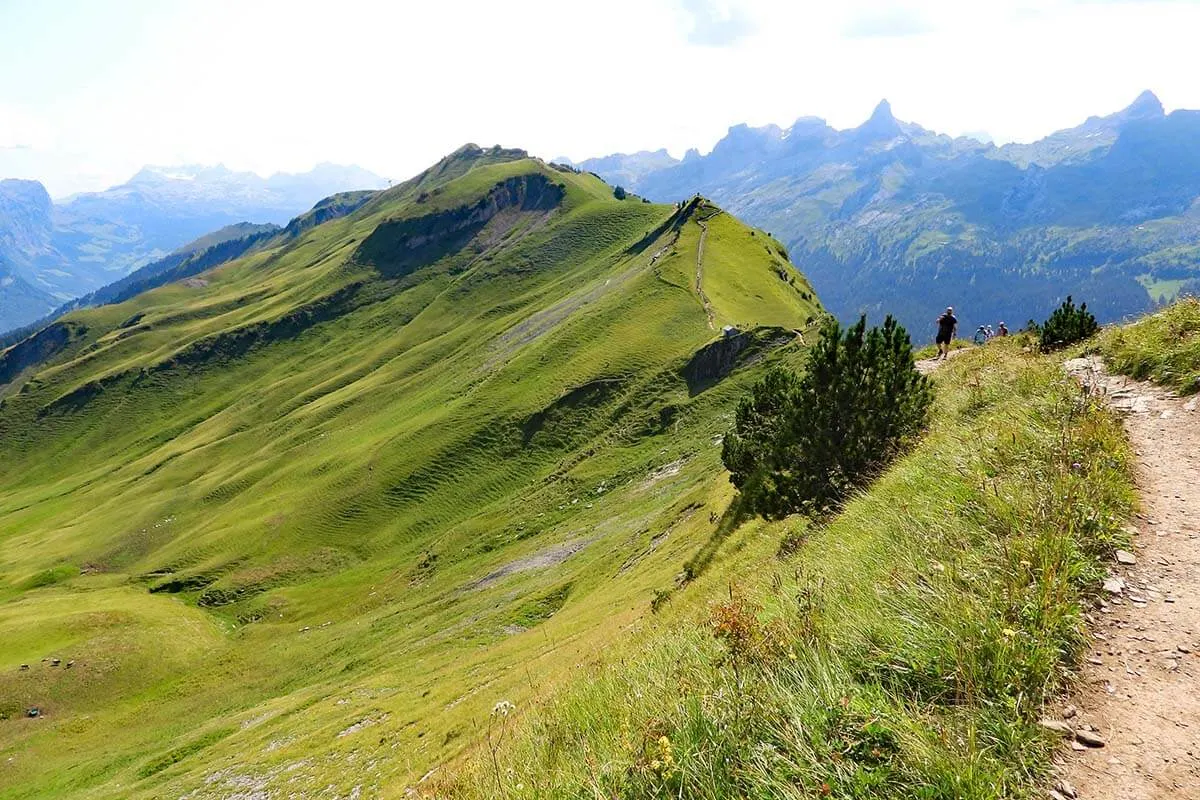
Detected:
left=1056, top=356, right=1200, bottom=799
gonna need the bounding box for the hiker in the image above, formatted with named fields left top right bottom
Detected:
left=935, top=306, right=958, bottom=359
left=997, top=321, right=1009, bottom=337
left=973, top=325, right=989, bottom=345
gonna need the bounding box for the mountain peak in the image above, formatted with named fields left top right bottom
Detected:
left=1122, top=90, right=1165, bottom=120
left=870, top=99, right=895, bottom=122
left=853, top=99, right=903, bottom=140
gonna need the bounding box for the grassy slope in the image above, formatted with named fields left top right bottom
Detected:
left=0, top=150, right=820, bottom=798
left=437, top=340, right=1136, bottom=799
left=1096, top=296, right=1200, bottom=393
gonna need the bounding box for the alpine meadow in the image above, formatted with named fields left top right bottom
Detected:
left=1, top=143, right=1164, bottom=800
left=0, top=146, right=825, bottom=797
left=5, top=6, right=1200, bottom=794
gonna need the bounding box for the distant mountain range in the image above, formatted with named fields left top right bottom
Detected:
left=568, top=91, right=1200, bottom=335
left=0, top=163, right=387, bottom=331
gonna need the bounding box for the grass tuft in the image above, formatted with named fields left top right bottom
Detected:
left=1096, top=296, right=1200, bottom=393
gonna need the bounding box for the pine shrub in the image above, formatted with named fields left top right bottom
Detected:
left=721, top=315, right=932, bottom=517
left=1039, top=295, right=1098, bottom=351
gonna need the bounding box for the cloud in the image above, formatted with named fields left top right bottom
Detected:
left=842, top=7, right=935, bottom=38
left=680, top=0, right=756, bottom=46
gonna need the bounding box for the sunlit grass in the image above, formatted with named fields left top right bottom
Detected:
left=1097, top=296, right=1200, bottom=393
left=0, top=154, right=823, bottom=798
left=433, top=342, right=1135, bottom=799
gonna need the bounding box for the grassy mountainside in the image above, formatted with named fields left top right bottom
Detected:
left=438, top=341, right=1136, bottom=799
left=0, top=145, right=820, bottom=798
left=1097, top=295, right=1200, bottom=393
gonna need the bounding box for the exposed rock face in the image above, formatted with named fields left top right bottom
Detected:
left=354, top=174, right=565, bottom=278
left=681, top=326, right=797, bottom=394
left=0, top=320, right=84, bottom=388
left=0, top=179, right=55, bottom=264
left=280, top=191, right=377, bottom=240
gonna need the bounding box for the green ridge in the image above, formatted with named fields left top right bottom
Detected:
left=0, top=146, right=821, bottom=798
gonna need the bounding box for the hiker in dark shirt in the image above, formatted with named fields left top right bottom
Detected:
left=935, top=307, right=958, bottom=360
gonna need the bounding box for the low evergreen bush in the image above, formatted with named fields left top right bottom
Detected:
left=722, top=315, right=932, bottom=517
left=1039, top=295, right=1098, bottom=351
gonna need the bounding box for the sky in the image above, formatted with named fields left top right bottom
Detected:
left=2, top=0, right=1199, bottom=197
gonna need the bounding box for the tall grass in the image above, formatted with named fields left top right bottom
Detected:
left=429, top=343, right=1135, bottom=799
left=1097, top=296, right=1200, bottom=393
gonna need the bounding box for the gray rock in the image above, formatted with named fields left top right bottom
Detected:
left=1115, top=549, right=1137, bottom=565
left=1103, top=577, right=1125, bottom=594
left=1074, top=729, right=1105, bottom=748
left=1062, top=704, right=1078, bottom=719
left=1056, top=779, right=1078, bottom=798
left=1039, top=718, right=1074, bottom=736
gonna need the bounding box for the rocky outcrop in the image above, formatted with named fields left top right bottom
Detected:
left=0, top=320, right=85, bottom=388
left=354, top=174, right=565, bottom=278
left=681, top=326, right=797, bottom=394
left=280, top=191, right=377, bottom=241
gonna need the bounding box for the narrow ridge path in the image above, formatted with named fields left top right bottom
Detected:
left=695, top=212, right=718, bottom=330
left=1058, top=356, right=1200, bottom=799
left=915, top=347, right=966, bottom=375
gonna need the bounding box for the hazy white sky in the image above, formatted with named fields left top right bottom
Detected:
left=2, top=0, right=1198, bottom=196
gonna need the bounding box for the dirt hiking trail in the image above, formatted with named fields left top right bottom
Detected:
left=915, top=347, right=965, bottom=375
left=695, top=211, right=718, bottom=330
left=1058, top=356, right=1200, bottom=799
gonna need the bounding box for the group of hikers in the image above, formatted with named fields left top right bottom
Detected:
left=934, top=307, right=1008, bottom=359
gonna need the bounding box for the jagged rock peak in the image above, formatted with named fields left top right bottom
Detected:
left=854, top=99, right=903, bottom=139
left=723, top=122, right=784, bottom=139
left=789, top=115, right=829, bottom=130
left=869, top=99, right=896, bottom=123
left=446, top=143, right=529, bottom=161
left=1122, top=90, right=1165, bottom=119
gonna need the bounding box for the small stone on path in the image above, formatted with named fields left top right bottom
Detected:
left=1040, top=718, right=1075, bottom=736
left=1116, top=549, right=1137, bottom=565
left=1074, top=729, right=1106, bottom=748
